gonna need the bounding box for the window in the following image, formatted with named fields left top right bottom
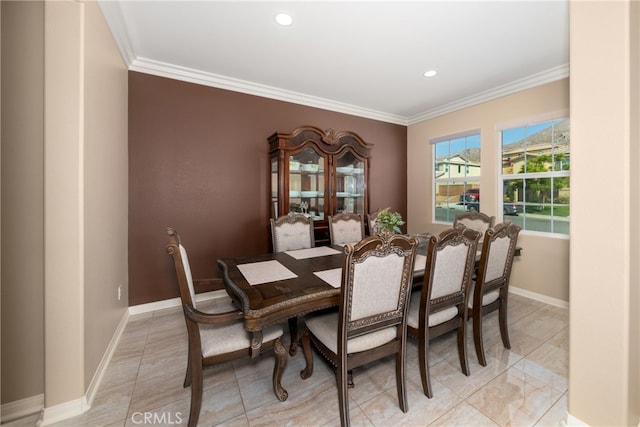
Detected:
left=432, top=130, right=481, bottom=223
left=500, top=117, right=570, bottom=235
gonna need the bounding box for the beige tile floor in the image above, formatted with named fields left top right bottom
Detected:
left=9, top=293, right=568, bottom=426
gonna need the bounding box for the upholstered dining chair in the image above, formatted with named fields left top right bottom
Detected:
left=453, top=211, right=496, bottom=238
left=468, top=221, right=522, bottom=366
left=270, top=213, right=315, bottom=354
left=166, top=228, right=288, bottom=427
left=328, top=212, right=365, bottom=245
left=270, top=212, right=315, bottom=252
left=299, top=231, right=419, bottom=427
left=406, top=225, right=481, bottom=398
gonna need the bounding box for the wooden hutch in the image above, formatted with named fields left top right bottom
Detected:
left=268, top=126, right=373, bottom=245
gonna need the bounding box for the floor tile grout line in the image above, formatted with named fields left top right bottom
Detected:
left=122, top=312, right=154, bottom=425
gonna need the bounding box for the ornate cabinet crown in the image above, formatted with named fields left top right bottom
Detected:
left=268, top=126, right=373, bottom=245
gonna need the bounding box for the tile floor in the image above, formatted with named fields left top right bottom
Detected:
left=9, top=293, right=568, bottom=426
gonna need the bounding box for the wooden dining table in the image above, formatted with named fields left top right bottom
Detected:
left=217, top=245, right=426, bottom=358
left=216, top=236, right=521, bottom=358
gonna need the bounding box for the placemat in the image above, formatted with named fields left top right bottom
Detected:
left=313, top=268, right=342, bottom=288
left=285, top=246, right=341, bottom=260
left=237, top=260, right=298, bottom=286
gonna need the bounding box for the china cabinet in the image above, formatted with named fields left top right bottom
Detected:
left=268, top=126, right=373, bottom=245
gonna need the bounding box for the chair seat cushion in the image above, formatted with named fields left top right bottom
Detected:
left=467, top=281, right=500, bottom=309
left=200, top=321, right=283, bottom=358
left=305, top=312, right=397, bottom=354
left=407, top=291, right=458, bottom=329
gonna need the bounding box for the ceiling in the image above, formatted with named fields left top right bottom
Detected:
left=98, top=1, right=569, bottom=125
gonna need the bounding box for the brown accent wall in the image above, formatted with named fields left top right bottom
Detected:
left=129, top=71, right=407, bottom=305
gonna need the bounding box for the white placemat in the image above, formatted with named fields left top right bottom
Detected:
left=413, top=254, right=427, bottom=272
left=285, top=246, right=341, bottom=260
left=314, top=268, right=342, bottom=288
left=237, top=260, right=297, bottom=286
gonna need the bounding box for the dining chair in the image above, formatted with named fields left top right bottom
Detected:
left=270, top=212, right=315, bottom=252
left=468, top=221, right=522, bottom=366
left=166, top=227, right=288, bottom=427
left=270, top=213, right=316, bottom=354
left=453, top=211, right=496, bottom=237
left=328, top=212, right=365, bottom=245
left=366, top=208, right=381, bottom=236
left=299, top=231, right=419, bottom=427
left=406, top=224, right=481, bottom=398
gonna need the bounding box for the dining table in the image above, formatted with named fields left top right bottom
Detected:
left=216, top=233, right=521, bottom=404
left=217, top=242, right=429, bottom=359
left=216, top=235, right=521, bottom=358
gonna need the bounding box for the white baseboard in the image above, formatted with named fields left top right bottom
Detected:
left=1, top=394, right=44, bottom=423
left=128, top=289, right=229, bottom=317
left=566, top=411, right=589, bottom=426
left=86, top=309, right=130, bottom=406
left=2, top=292, right=227, bottom=425
left=36, top=396, right=89, bottom=426
left=510, top=285, right=569, bottom=309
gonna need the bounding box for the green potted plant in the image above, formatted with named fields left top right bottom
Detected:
left=375, top=207, right=405, bottom=234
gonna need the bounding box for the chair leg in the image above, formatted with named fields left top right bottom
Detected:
left=473, top=309, right=488, bottom=367
left=418, top=331, right=433, bottom=398
left=395, top=344, right=408, bottom=413
left=337, top=363, right=350, bottom=427
left=183, top=350, right=192, bottom=388
left=300, top=328, right=314, bottom=379
left=272, top=337, right=289, bottom=401
left=457, top=317, right=470, bottom=376
left=498, top=297, right=511, bottom=349
left=187, top=360, right=203, bottom=427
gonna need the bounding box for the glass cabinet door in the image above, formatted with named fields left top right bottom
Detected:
left=335, top=150, right=365, bottom=215
left=288, top=147, right=325, bottom=220
left=271, top=157, right=279, bottom=219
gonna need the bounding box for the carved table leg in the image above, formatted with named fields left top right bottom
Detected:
left=272, top=337, right=288, bottom=401
left=250, top=330, right=263, bottom=359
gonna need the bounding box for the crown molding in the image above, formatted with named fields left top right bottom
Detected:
left=130, top=57, right=409, bottom=126
left=406, top=64, right=570, bottom=125
left=98, top=1, right=135, bottom=65
left=130, top=57, right=568, bottom=127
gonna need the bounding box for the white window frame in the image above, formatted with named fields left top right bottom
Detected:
left=432, top=129, right=481, bottom=225
left=497, top=111, right=570, bottom=237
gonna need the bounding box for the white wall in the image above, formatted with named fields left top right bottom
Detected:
left=82, top=0, right=129, bottom=392
left=569, top=1, right=640, bottom=424
left=407, top=79, right=570, bottom=304
left=42, top=0, right=128, bottom=415
left=1, top=0, right=45, bottom=406
left=1, top=1, right=128, bottom=422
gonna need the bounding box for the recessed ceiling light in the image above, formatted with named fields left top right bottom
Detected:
left=423, top=70, right=438, bottom=77
left=275, top=13, right=293, bottom=26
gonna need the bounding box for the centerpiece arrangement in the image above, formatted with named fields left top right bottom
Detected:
left=375, top=207, right=405, bottom=234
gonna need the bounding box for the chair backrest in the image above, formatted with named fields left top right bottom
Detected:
left=270, top=213, right=315, bottom=252
left=339, top=231, right=418, bottom=343
left=453, top=211, right=496, bottom=237
left=328, top=212, right=365, bottom=245
left=476, top=221, right=522, bottom=293
left=366, top=209, right=381, bottom=236
left=166, top=227, right=197, bottom=309
left=420, top=225, right=481, bottom=315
